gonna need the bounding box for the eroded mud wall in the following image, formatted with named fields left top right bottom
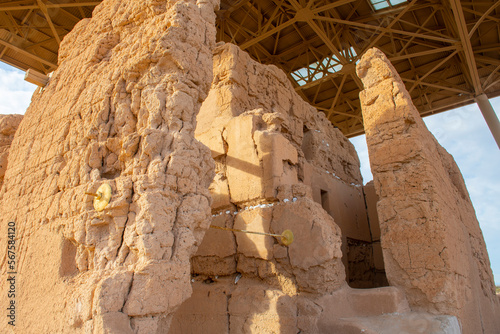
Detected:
left=0, top=0, right=218, bottom=333
left=195, top=43, right=377, bottom=288
left=169, top=43, right=375, bottom=333
left=357, top=48, right=500, bottom=333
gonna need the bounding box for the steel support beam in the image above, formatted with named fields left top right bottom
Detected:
left=449, top=0, right=482, bottom=94
left=0, top=2, right=101, bottom=12
left=313, top=16, right=457, bottom=44
left=37, top=0, right=61, bottom=45
left=240, top=18, right=297, bottom=50
left=476, top=94, right=500, bottom=149
left=0, top=38, right=57, bottom=69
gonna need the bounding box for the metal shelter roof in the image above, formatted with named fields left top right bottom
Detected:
left=1, top=0, right=499, bottom=137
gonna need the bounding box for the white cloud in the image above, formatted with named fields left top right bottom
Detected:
left=349, top=135, right=372, bottom=183
left=0, top=64, right=37, bottom=115
left=350, top=97, right=500, bottom=285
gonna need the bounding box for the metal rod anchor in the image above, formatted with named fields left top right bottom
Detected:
left=210, top=225, right=294, bottom=246
left=85, top=183, right=112, bottom=212
left=85, top=192, right=102, bottom=199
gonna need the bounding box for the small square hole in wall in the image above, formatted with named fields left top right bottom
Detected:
left=60, top=238, right=78, bottom=277
left=321, top=189, right=330, bottom=212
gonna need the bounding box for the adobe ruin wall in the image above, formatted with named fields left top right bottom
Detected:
left=169, top=43, right=461, bottom=333
left=0, top=0, right=219, bottom=332
left=357, top=47, right=500, bottom=333
left=170, top=42, right=358, bottom=333
left=0, top=114, right=22, bottom=188
left=193, top=43, right=378, bottom=289
left=0, top=1, right=498, bottom=332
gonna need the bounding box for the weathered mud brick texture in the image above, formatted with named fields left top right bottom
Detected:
left=2, top=2, right=496, bottom=331
left=170, top=42, right=377, bottom=333
left=0, top=114, right=22, bottom=188
left=193, top=42, right=368, bottom=291
left=357, top=47, right=500, bottom=333
left=0, top=0, right=219, bottom=333
left=193, top=42, right=374, bottom=285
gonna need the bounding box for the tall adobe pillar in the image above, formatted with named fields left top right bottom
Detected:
left=0, top=0, right=218, bottom=333
left=357, top=48, right=500, bottom=333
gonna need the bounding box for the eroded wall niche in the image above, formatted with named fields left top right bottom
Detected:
left=0, top=0, right=219, bottom=333
left=357, top=48, right=500, bottom=333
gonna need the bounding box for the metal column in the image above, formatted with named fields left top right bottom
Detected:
left=475, top=94, right=500, bottom=149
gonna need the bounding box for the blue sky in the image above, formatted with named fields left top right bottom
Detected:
left=1, top=62, right=498, bottom=285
